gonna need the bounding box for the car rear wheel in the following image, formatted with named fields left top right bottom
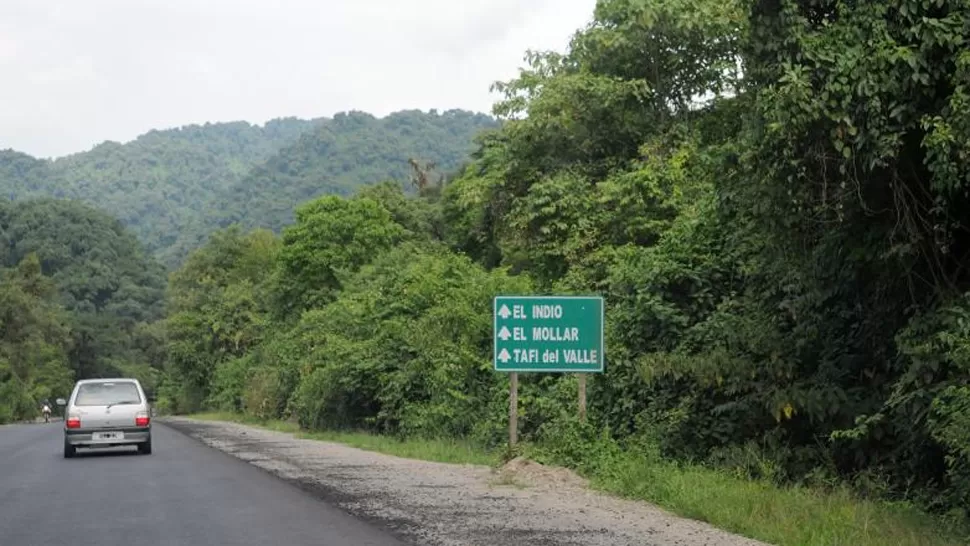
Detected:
left=63, top=440, right=76, bottom=459
left=138, top=437, right=152, bottom=455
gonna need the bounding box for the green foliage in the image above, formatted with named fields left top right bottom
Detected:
left=152, top=0, right=970, bottom=537
left=4, top=0, right=969, bottom=540
left=225, top=110, right=498, bottom=235
left=286, top=242, right=531, bottom=444
left=722, top=0, right=970, bottom=507
left=490, top=0, right=742, bottom=183
left=0, top=199, right=165, bottom=421
left=0, top=111, right=496, bottom=268
left=163, top=226, right=279, bottom=412
left=536, top=423, right=968, bottom=546
left=0, top=254, right=74, bottom=423
left=0, top=119, right=315, bottom=267
left=0, top=199, right=164, bottom=389
left=355, top=181, right=445, bottom=241
left=274, top=195, right=406, bottom=316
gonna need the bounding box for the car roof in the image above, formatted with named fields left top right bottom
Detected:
left=75, top=378, right=141, bottom=385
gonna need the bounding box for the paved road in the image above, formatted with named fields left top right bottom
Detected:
left=0, top=421, right=405, bottom=546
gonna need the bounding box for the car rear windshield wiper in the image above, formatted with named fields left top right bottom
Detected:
left=105, top=400, right=139, bottom=409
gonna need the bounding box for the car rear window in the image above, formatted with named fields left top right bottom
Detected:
left=74, top=382, right=142, bottom=406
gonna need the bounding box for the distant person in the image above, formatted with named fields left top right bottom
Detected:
left=41, top=403, right=51, bottom=423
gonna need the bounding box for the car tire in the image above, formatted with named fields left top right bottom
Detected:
left=138, top=438, right=152, bottom=455
left=63, top=441, right=76, bottom=459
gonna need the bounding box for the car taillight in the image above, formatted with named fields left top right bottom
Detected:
left=66, top=415, right=80, bottom=429
left=135, top=411, right=150, bottom=427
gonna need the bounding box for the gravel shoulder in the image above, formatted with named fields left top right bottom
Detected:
left=164, top=417, right=772, bottom=546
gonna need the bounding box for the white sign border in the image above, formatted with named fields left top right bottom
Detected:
left=492, top=295, right=605, bottom=373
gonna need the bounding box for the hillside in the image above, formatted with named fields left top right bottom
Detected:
left=0, top=118, right=318, bottom=266
left=212, top=109, right=499, bottom=234
left=0, top=198, right=164, bottom=421
left=0, top=110, right=497, bottom=266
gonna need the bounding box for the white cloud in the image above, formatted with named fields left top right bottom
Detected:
left=0, top=0, right=595, bottom=158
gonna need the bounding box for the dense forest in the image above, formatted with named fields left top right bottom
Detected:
left=4, top=0, right=970, bottom=534
left=0, top=199, right=164, bottom=422
left=0, top=110, right=496, bottom=267
left=156, top=0, right=970, bottom=522
left=0, top=119, right=317, bottom=267
left=218, top=110, right=499, bottom=235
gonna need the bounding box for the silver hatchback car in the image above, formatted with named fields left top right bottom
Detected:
left=62, top=378, right=153, bottom=458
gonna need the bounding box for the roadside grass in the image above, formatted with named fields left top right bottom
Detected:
left=186, top=411, right=498, bottom=466
left=184, top=411, right=968, bottom=546
left=582, top=448, right=968, bottom=546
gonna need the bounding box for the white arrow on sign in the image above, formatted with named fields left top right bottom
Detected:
left=498, top=305, right=512, bottom=319
left=498, top=348, right=511, bottom=363
left=498, top=326, right=511, bottom=340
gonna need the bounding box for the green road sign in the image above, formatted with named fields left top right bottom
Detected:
left=493, top=295, right=604, bottom=373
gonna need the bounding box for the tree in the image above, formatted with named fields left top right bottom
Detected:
left=273, top=195, right=405, bottom=317
left=0, top=199, right=164, bottom=381
left=0, top=254, right=73, bottom=424
left=164, top=226, right=280, bottom=412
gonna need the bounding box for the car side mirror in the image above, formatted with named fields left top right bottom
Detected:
left=56, top=398, right=66, bottom=406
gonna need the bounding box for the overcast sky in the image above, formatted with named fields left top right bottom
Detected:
left=0, top=0, right=595, bottom=158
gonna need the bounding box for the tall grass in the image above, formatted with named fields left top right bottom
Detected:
left=585, top=448, right=967, bottom=546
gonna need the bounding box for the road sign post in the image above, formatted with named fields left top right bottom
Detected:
left=493, top=295, right=605, bottom=446
left=578, top=373, right=587, bottom=423
left=509, top=372, right=518, bottom=448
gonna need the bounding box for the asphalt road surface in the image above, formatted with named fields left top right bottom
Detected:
left=0, top=421, right=405, bottom=546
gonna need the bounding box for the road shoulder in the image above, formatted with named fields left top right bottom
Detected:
left=164, top=416, right=771, bottom=546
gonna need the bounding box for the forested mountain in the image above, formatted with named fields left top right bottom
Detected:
left=215, top=109, right=498, bottom=234
left=0, top=110, right=496, bottom=267
left=0, top=119, right=320, bottom=265
left=0, top=199, right=164, bottom=422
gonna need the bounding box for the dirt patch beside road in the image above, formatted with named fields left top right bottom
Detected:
left=164, top=417, right=771, bottom=546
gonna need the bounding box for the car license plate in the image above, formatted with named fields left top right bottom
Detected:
left=92, top=431, right=124, bottom=441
